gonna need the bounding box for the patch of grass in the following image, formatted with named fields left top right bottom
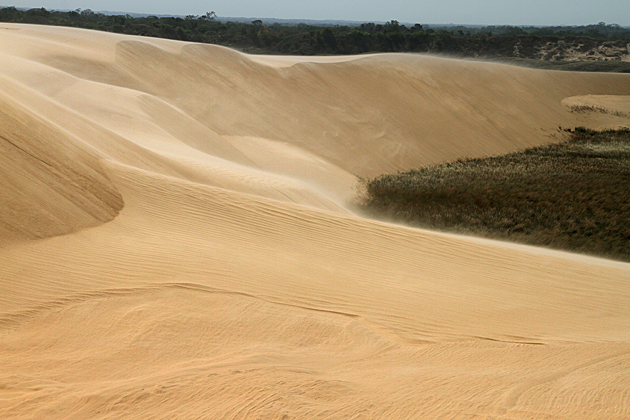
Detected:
left=357, top=128, right=630, bottom=261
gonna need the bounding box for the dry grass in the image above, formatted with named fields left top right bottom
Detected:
left=357, top=128, right=630, bottom=261
left=569, top=104, right=628, bottom=117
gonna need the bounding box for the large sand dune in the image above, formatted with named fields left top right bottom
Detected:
left=1, top=24, right=629, bottom=419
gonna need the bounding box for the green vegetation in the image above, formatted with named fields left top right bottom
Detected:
left=1, top=7, right=629, bottom=70
left=357, top=129, right=630, bottom=261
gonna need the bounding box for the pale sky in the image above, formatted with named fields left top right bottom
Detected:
left=3, top=0, right=629, bottom=26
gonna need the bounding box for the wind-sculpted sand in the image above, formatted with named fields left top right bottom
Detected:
left=1, top=23, right=629, bottom=419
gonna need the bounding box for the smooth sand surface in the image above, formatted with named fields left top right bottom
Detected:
left=1, top=24, right=630, bottom=419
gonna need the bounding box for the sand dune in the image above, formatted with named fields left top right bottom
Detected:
left=1, top=23, right=629, bottom=419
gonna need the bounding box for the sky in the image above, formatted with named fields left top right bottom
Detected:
left=3, top=0, right=629, bottom=26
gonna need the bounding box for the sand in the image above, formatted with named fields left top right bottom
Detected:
left=1, top=23, right=629, bottom=419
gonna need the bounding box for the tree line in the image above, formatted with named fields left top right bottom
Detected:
left=1, top=7, right=629, bottom=58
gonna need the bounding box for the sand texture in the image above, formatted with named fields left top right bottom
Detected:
left=1, top=23, right=630, bottom=419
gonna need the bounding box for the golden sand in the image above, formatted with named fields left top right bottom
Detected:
left=1, top=23, right=629, bottom=419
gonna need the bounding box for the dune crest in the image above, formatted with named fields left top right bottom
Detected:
left=1, top=24, right=629, bottom=419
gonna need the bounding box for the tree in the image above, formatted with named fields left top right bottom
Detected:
left=320, top=27, right=337, bottom=50
left=0, top=6, right=20, bottom=20
left=201, top=11, right=217, bottom=21
left=384, top=20, right=401, bottom=33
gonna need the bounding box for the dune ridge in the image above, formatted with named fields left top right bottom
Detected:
left=1, top=23, right=629, bottom=419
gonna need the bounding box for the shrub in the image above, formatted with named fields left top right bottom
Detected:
left=358, top=129, right=630, bottom=261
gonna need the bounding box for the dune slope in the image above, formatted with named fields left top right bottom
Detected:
left=1, top=24, right=629, bottom=419
left=0, top=83, right=123, bottom=243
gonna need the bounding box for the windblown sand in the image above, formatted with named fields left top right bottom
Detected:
left=1, top=23, right=629, bottom=419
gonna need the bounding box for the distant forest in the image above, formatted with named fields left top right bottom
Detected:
left=1, top=7, right=629, bottom=61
